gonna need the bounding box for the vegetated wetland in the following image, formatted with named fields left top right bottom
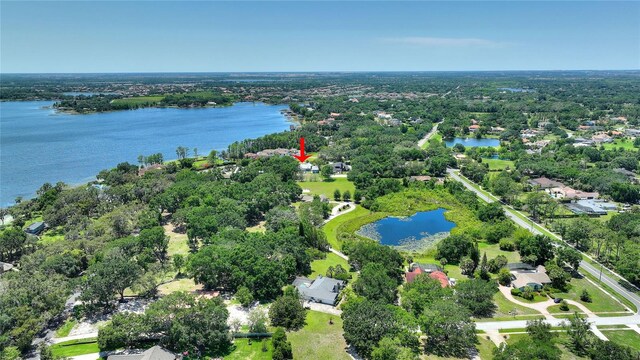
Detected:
left=0, top=101, right=290, bottom=205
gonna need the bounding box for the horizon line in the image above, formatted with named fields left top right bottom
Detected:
left=2, top=69, right=640, bottom=75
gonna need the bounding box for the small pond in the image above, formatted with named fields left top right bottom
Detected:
left=356, top=208, right=456, bottom=250
left=445, top=137, right=500, bottom=148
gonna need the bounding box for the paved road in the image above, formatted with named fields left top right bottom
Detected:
left=476, top=314, right=640, bottom=331
left=417, top=123, right=439, bottom=148
left=447, top=168, right=640, bottom=324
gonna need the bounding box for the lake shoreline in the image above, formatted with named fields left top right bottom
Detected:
left=1, top=101, right=292, bottom=206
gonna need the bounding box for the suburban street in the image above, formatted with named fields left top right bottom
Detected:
left=446, top=168, right=640, bottom=323
left=476, top=314, right=640, bottom=331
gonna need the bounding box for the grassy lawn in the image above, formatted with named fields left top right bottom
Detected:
left=51, top=338, right=100, bottom=358
left=482, top=158, right=515, bottom=171
left=550, top=276, right=626, bottom=313
left=40, top=227, right=65, bottom=244
left=600, top=330, right=640, bottom=351
left=246, top=221, right=266, bottom=233
left=297, top=177, right=356, bottom=199
left=158, top=277, right=201, bottom=295
left=310, top=252, right=352, bottom=279
left=165, top=224, right=189, bottom=257
left=476, top=335, right=496, bottom=359
left=224, top=338, right=272, bottom=360
left=548, top=304, right=584, bottom=316
left=287, top=311, right=350, bottom=360
left=322, top=205, right=377, bottom=250
left=477, top=242, right=520, bottom=263
left=55, top=318, right=77, bottom=338
left=602, top=139, right=638, bottom=151
left=489, top=291, right=543, bottom=320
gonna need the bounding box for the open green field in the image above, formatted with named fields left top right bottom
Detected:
left=548, top=304, right=584, bottom=316
left=486, top=291, right=544, bottom=321
left=322, top=205, right=380, bottom=250
left=288, top=310, right=350, bottom=360
left=224, top=338, right=273, bottom=360
left=111, top=96, right=164, bottom=106
left=51, top=338, right=100, bottom=358
left=310, top=252, right=352, bottom=279
left=297, top=177, right=356, bottom=199
left=551, top=276, right=627, bottom=313
left=477, top=242, right=520, bottom=263
left=600, top=330, right=640, bottom=351
left=482, top=158, right=515, bottom=171
left=602, top=138, right=638, bottom=151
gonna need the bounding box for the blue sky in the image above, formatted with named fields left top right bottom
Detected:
left=1, top=1, right=639, bottom=72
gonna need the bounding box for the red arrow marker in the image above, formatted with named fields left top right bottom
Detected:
left=293, top=137, right=311, bottom=162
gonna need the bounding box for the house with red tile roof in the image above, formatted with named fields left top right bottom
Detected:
left=429, top=271, right=450, bottom=288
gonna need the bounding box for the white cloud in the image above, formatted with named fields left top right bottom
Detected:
left=381, top=37, right=507, bottom=48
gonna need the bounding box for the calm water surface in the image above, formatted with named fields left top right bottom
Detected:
left=356, top=208, right=456, bottom=247
left=445, top=137, right=500, bottom=148
left=0, top=101, right=290, bottom=206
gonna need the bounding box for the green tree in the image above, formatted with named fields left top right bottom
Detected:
left=526, top=319, right=554, bottom=342
left=353, top=190, right=363, bottom=203
left=353, top=262, right=398, bottom=304
left=334, top=189, right=342, bottom=201
left=207, top=149, right=218, bottom=165
left=321, top=165, right=333, bottom=181
left=419, top=300, right=476, bottom=358
left=454, top=279, right=497, bottom=317
left=272, top=327, right=293, bottom=360
left=236, top=286, right=254, bottom=308
left=565, top=312, right=592, bottom=355
left=269, top=289, right=306, bottom=330
left=371, top=337, right=419, bottom=360
left=172, top=254, right=185, bottom=275
left=247, top=307, right=268, bottom=333
left=138, top=226, right=169, bottom=263
left=342, top=190, right=351, bottom=202
left=342, top=300, right=417, bottom=359
left=81, top=248, right=142, bottom=307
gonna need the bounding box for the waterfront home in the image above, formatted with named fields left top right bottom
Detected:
left=107, top=346, right=177, bottom=360
left=405, top=267, right=450, bottom=287
left=293, top=275, right=344, bottom=306
left=468, top=124, right=480, bottom=132
left=25, top=221, right=45, bottom=235
left=409, top=263, right=442, bottom=273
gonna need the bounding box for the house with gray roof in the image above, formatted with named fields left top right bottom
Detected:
left=0, top=262, right=14, bottom=274
left=293, top=275, right=344, bottom=306
left=25, top=221, right=45, bottom=235
left=107, top=346, right=177, bottom=360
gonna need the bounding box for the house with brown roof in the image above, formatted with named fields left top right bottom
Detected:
left=528, top=177, right=564, bottom=189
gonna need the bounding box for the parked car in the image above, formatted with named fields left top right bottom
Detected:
left=554, top=297, right=563, bottom=304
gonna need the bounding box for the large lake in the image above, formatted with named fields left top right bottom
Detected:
left=0, top=101, right=290, bottom=206
left=356, top=208, right=456, bottom=249
left=445, top=137, right=500, bottom=147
